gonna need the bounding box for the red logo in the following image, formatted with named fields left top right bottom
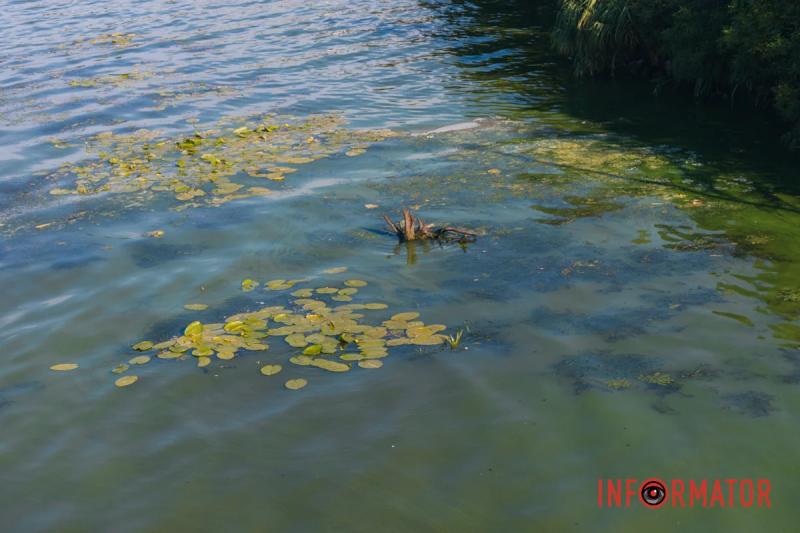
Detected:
left=598, top=478, right=772, bottom=508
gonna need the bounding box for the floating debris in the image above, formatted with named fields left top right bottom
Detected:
left=383, top=209, right=477, bottom=242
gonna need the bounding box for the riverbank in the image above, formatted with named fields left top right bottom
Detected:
left=550, top=0, right=800, bottom=151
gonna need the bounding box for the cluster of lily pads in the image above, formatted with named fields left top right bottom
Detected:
left=46, top=114, right=395, bottom=209
left=110, top=275, right=452, bottom=390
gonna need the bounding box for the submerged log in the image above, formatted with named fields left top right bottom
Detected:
left=383, top=208, right=477, bottom=243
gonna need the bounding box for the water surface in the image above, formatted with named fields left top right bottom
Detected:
left=1, top=1, right=799, bottom=531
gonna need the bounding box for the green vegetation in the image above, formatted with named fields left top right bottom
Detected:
left=553, top=0, right=800, bottom=149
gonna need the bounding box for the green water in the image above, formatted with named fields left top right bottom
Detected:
left=1, top=1, right=799, bottom=531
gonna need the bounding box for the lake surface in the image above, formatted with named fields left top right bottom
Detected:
left=2, top=1, right=799, bottom=531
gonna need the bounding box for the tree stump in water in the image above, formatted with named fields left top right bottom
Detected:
left=383, top=209, right=477, bottom=243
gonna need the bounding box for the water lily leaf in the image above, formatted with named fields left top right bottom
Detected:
left=217, top=350, right=236, bottom=360
left=361, top=347, right=388, bottom=358
left=305, top=333, right=330, bottom=344
left=260, top=364, right=282, bottom=376
left=285, top=378, right=308, bottom=390
left=323, top=266, right=348, bottom=274
left=184, top=303, right=209, bottom=311
left=285, top=333, right=308, bottom=348
left=291, top=288, right=314, bottom=298
left=184, top=321, right=203, bottom=336
left=391, top=312, right=419, bottom=322
left=50, top=363, right=78, bottom=371
left=128, top=355, right=151, bottom=365
left=157, top=351, right=181, bottom=359
left=386, top=338, right=412, bottom=346
left=316, top=287, right=339, bottom=294
left=363, top=303, right=387, bottom=310
left=241, top=279, right=259, bottom=292
left=407, top=326, right=435, bottom=338
left=192, top=346, right=214, bottom=357
left=411, top=335, right=445, bottom=346
left=338, top=288, right=358, bottom=296
left=358, top=360, right=383, bottom=369
left=344, top=279, right=367, bottom=287
left=224, top=320, right=246, bottom=333
left=112, top=363, right=129, bottom=373
left=197, top=357, right=212, bottom=368
left=311, top=359, right=350, bottom=372
left=266, top=279, right=291, bottom=290
left=303, top=344, right=323, bottom=356
left=115, top=375, right=138, bottom=387
left=289, top=355, right=314, bottom=366
left=152, top=340, right=176, bottom=350
left=340, top=353, right=364, bottom=361
left=244, top=342, right=269, bottom=351
left=132, top=340, right=154, bottom=351
left=331, top=295, right=352, bottom=302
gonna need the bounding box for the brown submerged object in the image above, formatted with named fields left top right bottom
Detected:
left=383, top=208, right=477, bottom=243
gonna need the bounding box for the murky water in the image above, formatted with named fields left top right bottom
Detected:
left=2, top=1, right=799, bottom=531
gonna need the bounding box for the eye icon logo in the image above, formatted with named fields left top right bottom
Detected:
left=640, top=479, right=667, bottom=508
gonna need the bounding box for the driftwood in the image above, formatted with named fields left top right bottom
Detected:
left=383, top=209, right=477, bottom=243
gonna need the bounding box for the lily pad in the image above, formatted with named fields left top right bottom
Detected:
left=289, top=355, right=314, bottom=366
left=197, top=357, right=212, bottom=368
left=132, top=341, right=154, bottom=351
left=112, top=363, right=129, bottom=374
left=316, top=287, right=339, bottom=294
left=303, top=344, right=323, bottom=356
left=358, top=360, right=383, bottom=369
left=128, top=355, right=151, bottom=365
left=241, top=279, right=259, bottom=292
left=344, top=280, right=367, bottom=287
left=184, top=303, right=209, bottom=311
left=285, top=378, right=308, bottom=390
left=311, top=359, right=350, bottom=372
left=184, top=321, right=203, bottom=336
left=115, top=375, right=138, bottom=387
left=260, top=364, right=283, bottom=376
left=391, top=312, right=419, bottom=322
left=50, top=363, right=79, bottom=371
left=285, top=333, right=309, bottom=348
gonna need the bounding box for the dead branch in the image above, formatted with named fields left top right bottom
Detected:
left=383, top=209, right=477, bottom=243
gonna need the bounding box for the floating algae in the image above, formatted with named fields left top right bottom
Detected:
left=45, top=114, right=397, bottom=210
left=121, top=275, right=453, bottom=391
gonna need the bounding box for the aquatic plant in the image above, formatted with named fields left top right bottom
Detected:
left=46, top=114, right=396, bottom=210
left=110, top=275, right=452, bottom=389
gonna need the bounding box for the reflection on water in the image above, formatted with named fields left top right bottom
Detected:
left=2, top=0, right=800, bottom=531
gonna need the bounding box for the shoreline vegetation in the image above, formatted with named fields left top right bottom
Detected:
left=550, top=0, right=800, bottom=151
